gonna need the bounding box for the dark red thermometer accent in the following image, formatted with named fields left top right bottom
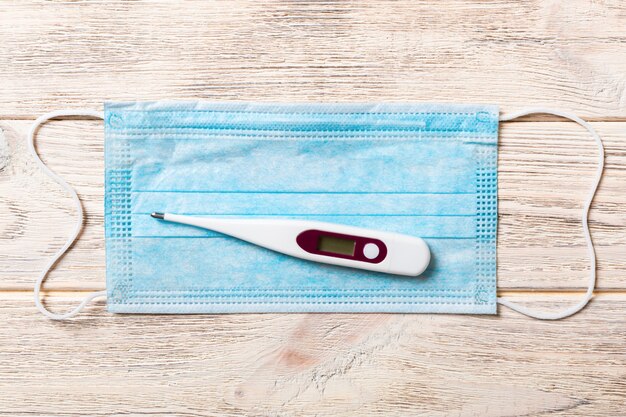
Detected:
left=296, top=229, right=387, bottom=264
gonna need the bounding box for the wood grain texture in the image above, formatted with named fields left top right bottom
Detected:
left=1, top=119, right=624, bottom=290
left=1, top=0, right=626, bottom=119
left=0, top=293, right=624, bottom=417
left=1, top=1, right=625, bottom=416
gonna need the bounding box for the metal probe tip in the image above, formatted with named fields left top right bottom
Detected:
left=151, top=212, right=165, bottom=219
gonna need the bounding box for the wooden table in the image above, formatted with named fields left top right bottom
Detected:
left=1, top=2, right=624, bottom=416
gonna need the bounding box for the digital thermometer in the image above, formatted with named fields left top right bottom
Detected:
left=151, top=212, right=431, bottom=276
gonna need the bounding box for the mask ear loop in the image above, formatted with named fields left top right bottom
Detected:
left=497, top=108, right=605, bottom=319
left=28, top=110, right=107, bottom=320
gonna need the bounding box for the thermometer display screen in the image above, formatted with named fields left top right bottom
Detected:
left=317, top=235, right=356, bottom=256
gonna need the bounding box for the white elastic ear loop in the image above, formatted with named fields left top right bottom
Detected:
left=28, top=110, right=107, bottom=320
left=497, top=108, right=605, bottom=320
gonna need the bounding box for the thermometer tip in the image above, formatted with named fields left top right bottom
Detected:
left=151, top=212, right=165, bottom=219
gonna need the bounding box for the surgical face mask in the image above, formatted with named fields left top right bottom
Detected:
left=28, top=102, right=604, bottom=320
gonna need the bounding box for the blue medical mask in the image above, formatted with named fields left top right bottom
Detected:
left=29, top=102, right=604, bottom=320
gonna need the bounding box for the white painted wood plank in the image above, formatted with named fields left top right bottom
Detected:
left=0, top=293, right=623, bottom=416
left=0, top=1, right=625, bottom=118
left=2, top=2, right=624, bottom=416
left=1, top=120, right=624, bottom=290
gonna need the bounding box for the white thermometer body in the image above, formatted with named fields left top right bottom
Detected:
left=151, top=213, right=430, bottom=277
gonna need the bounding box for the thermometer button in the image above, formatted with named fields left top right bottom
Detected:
left=362, top=243, right=380, bottom=260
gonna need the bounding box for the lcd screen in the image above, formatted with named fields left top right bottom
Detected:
left=317, top=235, right=356, bottom=256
